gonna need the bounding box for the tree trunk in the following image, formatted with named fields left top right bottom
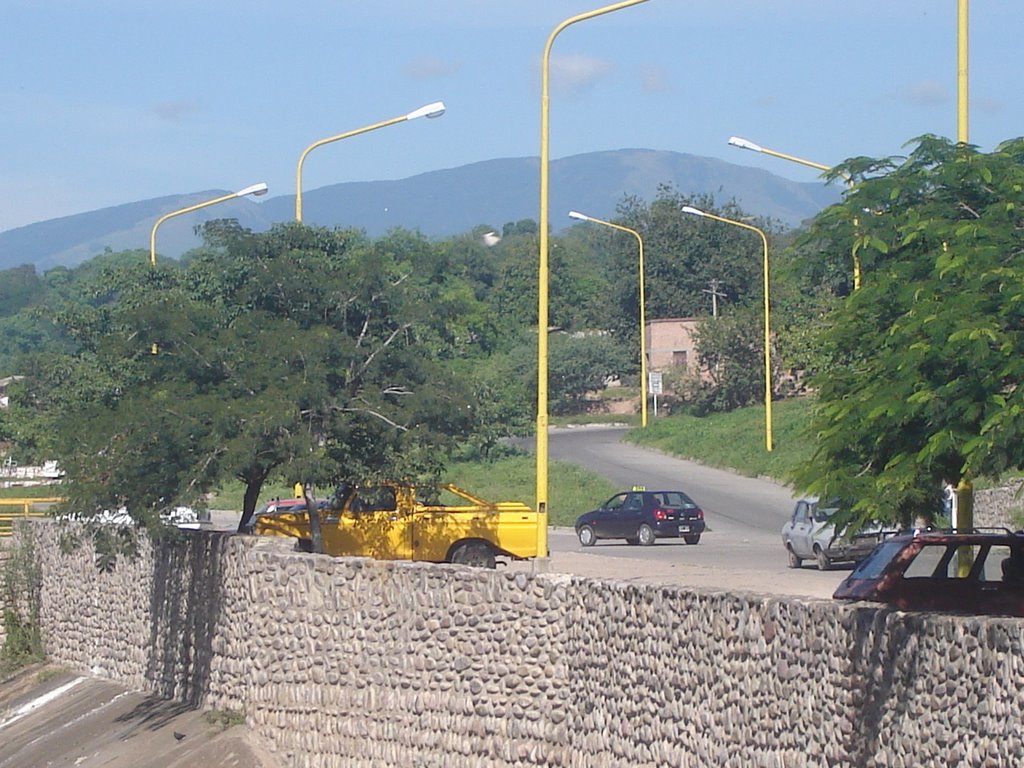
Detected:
left=237, top=474, right=267, bottom=533
left=304, top=488, right=324, bottom=554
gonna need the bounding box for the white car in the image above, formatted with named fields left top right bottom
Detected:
left=781, top=498, right=897, bottom=571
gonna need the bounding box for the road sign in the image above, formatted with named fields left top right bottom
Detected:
left=649, top=371, right=663, bottom=395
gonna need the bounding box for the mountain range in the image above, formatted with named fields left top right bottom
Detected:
left=0, top=149, right=842, bottom=272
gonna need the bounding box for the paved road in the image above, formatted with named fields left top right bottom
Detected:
left=515, top=425, right=846, bottom=600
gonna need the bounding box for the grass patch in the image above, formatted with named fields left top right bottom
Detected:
left=627, top=397, right=815, bottom=484
left=444, top=454, right=617, bottom=528
left=0, top=485, right=63, bottom=500
left=207, top=481, right=295, bottom=512
left=551, top=413, right=638, bottom=428
left=204, top=708, right=246, bottom=730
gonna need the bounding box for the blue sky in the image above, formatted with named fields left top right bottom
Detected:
left=2, top=0, right=1021, bottom=233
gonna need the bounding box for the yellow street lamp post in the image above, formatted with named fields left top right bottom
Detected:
left=958, top=0, right=969, bottom=144
left=728, top=136, right=860, bottom=291
left=149, top=182, right=268, bottom=353
left=150, top=182, right=269, bottom=268
left=568, top=210, right=648, bottom=427
left=536, top=0, right=649, bottom=564
left=681, top=205, right=773, bottom=452
left=295, top=101, right=446, bottom=222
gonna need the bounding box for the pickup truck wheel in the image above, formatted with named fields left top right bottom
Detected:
left=637, top=524, right=655, bottom=546
left=814, top=546, right=831, bottom=571
left=683, top=534, right=701, bottom=545
left=787, top=547, right=802, bottom=569
left=577, top=525, right=596, bottom=547
left=449, top=541, right=497, bottom=569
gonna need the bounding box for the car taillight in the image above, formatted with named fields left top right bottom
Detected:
left=654, top=508, right=668, bottom=521
left=694, top=508, right=704, bottom=519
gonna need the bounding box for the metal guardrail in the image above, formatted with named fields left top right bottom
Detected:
left=0, top=498, right=64, bottom=538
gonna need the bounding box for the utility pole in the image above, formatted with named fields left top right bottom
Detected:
left=702, top=279, right=726, bottom=317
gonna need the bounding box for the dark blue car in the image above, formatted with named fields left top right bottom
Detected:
left=575, top=489, right=705, bottom=546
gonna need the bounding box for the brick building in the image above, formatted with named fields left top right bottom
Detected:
left=645, top=318, right=700, bottom=373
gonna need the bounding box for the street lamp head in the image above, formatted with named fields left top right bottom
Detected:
left=680, top=206, right=706, bottom=217
left=235, top=182, right=269, bottom=198
left=567, top=210, right=591, bottom=222
left=728, top=136, right=763, bottom=153
left=406, top=101, right=446, bottom=120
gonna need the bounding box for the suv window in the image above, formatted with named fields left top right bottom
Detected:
left=851, top=540, right=905, bottom=579
left=904, top=544, right=968, bottom=580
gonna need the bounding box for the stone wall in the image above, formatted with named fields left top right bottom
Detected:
left=18, top=522, right=1024, bottom=767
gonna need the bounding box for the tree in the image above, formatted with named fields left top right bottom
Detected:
left=548, top=332, right=634, bottom=415
left=791, top=136, right=1024, bottom=529
left=30, top=223, right=477, bottom=541
left=684, top=305, right=769, bottom=415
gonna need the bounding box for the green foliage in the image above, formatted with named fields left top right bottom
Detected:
left=443, top=452, right=618, bottom=527
left=548, top=333, right=635, bottom=415
left=629, top=397, right=814, bottom=481
left=609, top=189, right=776, bottom=338
left=790, top=136, right=1024, bottom=528
left=1, top=529, right=45, bottom=673
left=682, top=305, right=768, bottom=414
left=203, top=708, right=247, bottom=730
left=20, top=223, right=481, bottom=535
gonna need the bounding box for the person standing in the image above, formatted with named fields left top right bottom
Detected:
left=294, top=481, right=304, bottom=499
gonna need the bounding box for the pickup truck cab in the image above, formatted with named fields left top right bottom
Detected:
left=253, top=482, right=541, bottom=568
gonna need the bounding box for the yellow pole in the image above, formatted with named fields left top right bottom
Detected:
left=295, top=102, right=445, bottom=222
left=681, top=207, right=773, bottom=451
left=728, top=136, right=859, bottom=290
left=568, top=212, right=647, bottom=426
left=957, top=0, right=969, bottom=144
left=149, top=183, right=268, bottom=353
left=536, top=0, right=649, bottom=562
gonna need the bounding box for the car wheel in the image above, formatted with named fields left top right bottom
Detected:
left=578, top=525, right=596, bottom=547
left=449, top=541, right=497, bottom=569
left=814, top=546, right=831, bottom=571
left=637, top=524, right=655, bottom=546
left=684, top=534, right=701, bottom=545
left=787, top=547, right=802, bottom=569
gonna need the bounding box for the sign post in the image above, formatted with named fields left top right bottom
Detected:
left=649, top=371, right=663, bottom=419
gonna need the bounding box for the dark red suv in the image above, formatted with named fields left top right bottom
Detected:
left=833, top=529, right=1024, bottom=617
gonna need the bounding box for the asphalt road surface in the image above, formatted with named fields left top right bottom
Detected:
left=515, top=425, right=846, bottom=601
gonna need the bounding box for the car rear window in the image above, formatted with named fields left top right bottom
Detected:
left=656, top=492, right=697, bottom=509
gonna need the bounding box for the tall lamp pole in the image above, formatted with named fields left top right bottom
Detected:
left=681, top=205, right=773, bottom=452
left=295, top=101, right=446, bottom=222
left=148, top=182, right=269, bottom=353
left=536, top=0, right=649, bottom=563
left=957, top=0, right=969, bottom=144
left=568, top=210, right=648, bottom=427
left=728, top=136, right=859, bottom=290
left=150, top=182, right=268, bottom=267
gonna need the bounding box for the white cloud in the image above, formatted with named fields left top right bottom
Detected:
left=152, top=100, right=202, bottom=122
left=404, top=56, right=462, bottom=81
left=641, top=64, right=671, bottom=94
left=893, top=80, right=948, bottom=107
left=549, top=53, right=612, bottom=97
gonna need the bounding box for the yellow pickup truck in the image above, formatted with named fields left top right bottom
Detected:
left=252, top=482, right=542, bottom=568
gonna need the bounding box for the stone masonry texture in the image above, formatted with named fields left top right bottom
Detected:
left=12, top=520, right=1024, bottom=767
